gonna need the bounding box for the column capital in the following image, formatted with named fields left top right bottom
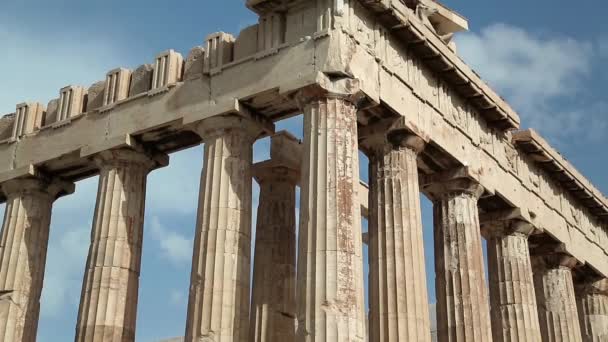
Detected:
left=252, top=160, right=299, bottom=185
left=532, top=250, right=579, bottom=270
left=1, top=176, right=74, bottom=200
left=191, top=115, right=265, bottom=143
left=359, top=116, right=429, bottom=156
left=576, top=278, right=608, bottom=296
left=480, top=208, right=538, bottom=238
left=422, top=167, right=485, bottom=200
left=294, top=78, right=364, bottom=108
left=94, top=148, right=168, bottom=171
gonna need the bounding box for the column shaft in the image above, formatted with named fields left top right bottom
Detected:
left=431, top=181, right=493, bottom=342
left=296, top=96, right=366, bottom=342
left=0, top=179, right=67, bottom=342
left=577, top=279, right=608, bottom=342
left=533, top=255, right=583, bottom=342
left=185, top=117, right=257, bottom=342
left=368, top=138, right=431, bottom=342
left=250, top=165, right=297, bottom=342
left=76, top=149, right=156, bottom=342
left=486, top=226, right=541, bottom=342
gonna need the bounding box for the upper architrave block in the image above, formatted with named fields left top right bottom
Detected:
left=513, top=129, right=608, bottom=219
left=104, top=68, right=132, bottom=106
left=12, top=103, right=45, bottom=139
left=152, top=50, right=184, bottom=90
left=204, top=32, right=235, bottom=74
left=57, top=85, right=87, bottom=122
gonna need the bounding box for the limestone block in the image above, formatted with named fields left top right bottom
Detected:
left=86, top=81, right=106, bottom=112
left=204, top=32, right=235, bottom=73
left=152, top=50, right=184, bottom=89
left=103, top=68, right=132, bottom=106
left=12, top=102, right=45, bottom=138
left=57, top=85, right=87, bottom=121
left=183, top=46, right=205, bottom=80
left=44, top=99, right=59, bottom=126
left=234, top=25, right=258, bottom=60
left=258, top=13, right=285, bottom=52
left=129, top=64, right=154, bottom=95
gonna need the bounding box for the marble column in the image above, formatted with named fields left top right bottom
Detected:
left=295, top=91, right=366, bottom=342
left=185, top=116, right=261, bottom=342
left=484, top=219, right=541, bottom=342
left=76, top=149, right=163, bottom=342
left=532, top=252, right=583, bottom=342
left=250, top=161, right=298, bottom=342
left=366, top=131, right=432, bottom=342
left=0, top=177, right=73, bottom=342
left=577, top=278, right=608, bottom=342
left=425, top=177, right=493, bottom=342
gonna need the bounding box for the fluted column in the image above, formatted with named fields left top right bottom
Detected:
left=576, top=278, right=608, bottom=342
left=483, top=219, right=541, bottom=342
left=425, top=176, right=493, bottom=342
left=185, top=116, right=261, bottom=342
left=0, top=177, right=73, bottom=342
left=295, top=88, right=366, bottom=342
left=532, top=252, right=583, bottom=342
left=366, top=130, right=431, bottom=342
left=76, top=149, right=163, bottom=342
left=250, top=161, right=298, bottom=342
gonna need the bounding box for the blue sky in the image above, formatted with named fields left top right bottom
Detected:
left=0, top=1, right=607, bottom=341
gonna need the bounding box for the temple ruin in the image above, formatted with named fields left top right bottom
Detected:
left=1, top=0, right=607, bottom=341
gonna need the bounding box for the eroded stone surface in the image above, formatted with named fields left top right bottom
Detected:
left=367, top=132, right=432, bottom=342
left=295, top=92, right=366, bottom=342
left=532, top=254, right=583, bottom=342
left=250, top=158, right=298, bottom=342
left=75, top=149, right=159, bottom=342
left=427, top=178, right=493, bottom=342
left=185, top=116, right=262, bottom=342
left=577, top=278, right=608, bottom=342
left=484, top=220, right=542, bottom=342
left=0, top=178, right=71, bottom=342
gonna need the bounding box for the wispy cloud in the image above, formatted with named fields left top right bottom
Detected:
left=149, top=216, right=193, bottom=266
left=456, top=23, right=607, bottom=145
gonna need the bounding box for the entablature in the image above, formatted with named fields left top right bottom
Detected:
left=513, top=129, right=608, bottom=219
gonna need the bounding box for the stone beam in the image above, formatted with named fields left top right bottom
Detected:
left=0, top=37, right=332, bottom=193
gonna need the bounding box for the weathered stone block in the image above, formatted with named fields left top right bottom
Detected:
left=204, top=32, right=235, bottom=73
left=103, top=68, right=132, bottom=105
left=152, top=50, right=184, bottom=89
left=57, top=85, right=87, bottom=121
left=12, top=102, right=45, bottom=138
left=86, top=81, right=106, bottom=112
left=129, top=64, right=154, bottom=96
left=183, top=46, right=205, bottom=80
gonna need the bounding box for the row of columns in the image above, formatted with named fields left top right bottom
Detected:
left=0, top=87, right=607, bottom=342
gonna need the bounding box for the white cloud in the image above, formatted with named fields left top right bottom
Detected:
left=456, top=24, right=607, bottom=143
left=149, top=216, right=193, bottom=266
left=168, top=289, right=187, bottom=307
left=42, top=226, right=90, bottom=317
